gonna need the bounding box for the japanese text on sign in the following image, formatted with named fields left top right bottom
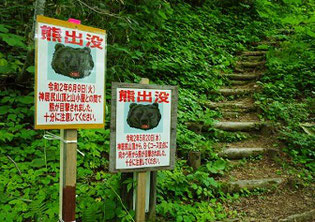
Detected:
left=119, top=89, right=170, bottom=103
left=38, top=82, right=102, bottom=123
left=40, top=25, right=104, bottom=49
left=113, top=87, right=173, bottom=170
left=35, top=15, right=106, bottom=129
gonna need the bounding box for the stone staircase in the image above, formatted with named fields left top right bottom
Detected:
left=187, top=45, right=315, bottom=221
left=212, top=49, right=286, bottom=193
left=186, top=48, right=287, bottom=193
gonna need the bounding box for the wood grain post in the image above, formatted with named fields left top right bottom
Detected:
left=136, top=171, right=147, bottom=222
left=135, top=78, right=150, bottom=222
left=59, top=129, right=77, bottom=222
left=147, top=171, right=157, bottom=222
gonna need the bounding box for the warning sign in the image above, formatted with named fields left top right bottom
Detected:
left=34, top=15, right=106, bottom=129
left=109, top=83, right=178, bottom=172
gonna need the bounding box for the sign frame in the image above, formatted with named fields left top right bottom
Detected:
left=109, top=82, right=178, bottom=172
left=34, top=15, right=106, bottom=129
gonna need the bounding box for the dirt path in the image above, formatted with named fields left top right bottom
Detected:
left=212, top=47, right=315, bottom=221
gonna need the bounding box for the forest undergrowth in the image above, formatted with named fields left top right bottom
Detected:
left=0, top=0, right=314, bottom=221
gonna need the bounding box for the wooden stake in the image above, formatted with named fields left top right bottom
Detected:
left=136, top=171, right=147, bottom=222
left=188, top=151, right=201, bottom=171
left=147, top=171, right=157, bottom=221
left=135, top=78, right=150, bottom=222
left=140, top=78, right=150, bottom=85
left=59, top=129, right=77, bottom=222
left=120, top=173, right=134, bottom=210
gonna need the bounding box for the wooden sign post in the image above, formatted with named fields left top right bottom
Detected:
left=136, top=78, right=149, bottom=222
left=136, top=171, right=147, bottom=221
left=34, top=16, right=107, bottom=221
left=59, top=129, right=77, bottom=221
left=110, top=79, right=178, bottom=222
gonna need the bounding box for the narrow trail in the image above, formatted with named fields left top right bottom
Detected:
left=210, top=45, right=315, bottom=221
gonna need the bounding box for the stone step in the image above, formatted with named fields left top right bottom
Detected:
left=217, top=88, right=256, bottom=96
left=219, top=148, right=278, bottom=159
left=221, top=111, right=252, bottom=118
left=240, top=55, right=265, bottom=62
left=205, top=101, right=256, bottom=112
left=241, top=51, right=267, bottom=56
left=213, top=121, right=263, bottom=132
left=279, top=209, right=315, bottom=222
left=251, top=41, right=278, bottom=47
left=221, top=113, right=260, bottom=122
left=234, top=67, right=265, bottom=73
left=224, top=178, right=284, bottom=193
left=277, top=28, right=295, bottom=35
left=229, top=80, right=251, bottom=86
left=236, top=61, right=266, bottom=68
left=223, top=73, right=261, bottom=80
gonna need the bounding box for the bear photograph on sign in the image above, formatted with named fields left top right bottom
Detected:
left=127, top=103, right=161, bottom=131
left=110, top=83, right=178, bottom=172
left=51, top=43, right=95, bottom=79
left=47, top=40, right=97, bottom=84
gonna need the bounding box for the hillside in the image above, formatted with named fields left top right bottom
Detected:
left=0, top=0, right=314, bottom=221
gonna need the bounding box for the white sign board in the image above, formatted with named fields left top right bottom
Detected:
left=35, top=16, right=106, bottom=129
left=110, top=83, right=178, bottom=172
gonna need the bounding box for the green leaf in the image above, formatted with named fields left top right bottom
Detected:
left=212, top=159, right=226, bottom=171
left=191, top=184, right=198, bottom=189
left=207, top=159, right=226, bottom=174
left=18, top=96, right=33, bottom=104
left=7, top=114, right=17, bottom=121
left=0, top=130, right=14, bottom=142
left=19, top=129, right=37, bottom=140
left=0, top=58, right=8, bottom=66
left=31, top=158, right=46, bottom=168
left=0, top=33, right=26, bottom=48
left=207, top=177, right=218, bottom=188
left=26, top=66, right=35, bottom=73
left=158, top=10, right=167, bottom=20
left=104, top=199, right=116, bottom=219
left=0, top=105, right=10, bottom=115
left=306, top=30, right=315, bottom=38
left=0, top=65, right=12, bottom=74
left=0, top=24, right=9, bottom=33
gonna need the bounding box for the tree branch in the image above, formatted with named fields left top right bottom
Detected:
left=6, top=155, right=22, bottom=175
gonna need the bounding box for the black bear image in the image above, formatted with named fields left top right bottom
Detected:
left=127, top=103, right=162, bottom=130
left=51, top=43, right=94, bottom=79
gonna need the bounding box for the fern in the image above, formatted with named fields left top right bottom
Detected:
left=28, top=199, right=49, bottom=221
left=82, top=203, right=103, bottom=222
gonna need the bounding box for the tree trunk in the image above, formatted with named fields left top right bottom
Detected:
left=188, top=151, right=201, bottom=170
left=17, top=0, right=46, bottom=84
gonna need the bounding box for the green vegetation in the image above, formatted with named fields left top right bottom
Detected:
left=0, top=0, right=314, bottom=221
left=255, top=0, right=314, bottom=172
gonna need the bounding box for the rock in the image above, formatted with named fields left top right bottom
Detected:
left=205, top=101, right=256, bottom=112
left=279, top=209, right=315, bottom=222
left=240, top=55, right=265, bottom=62
left=223, top=73, right=262, bottom=80
left=241, top=51, right=267, bottom=56
left=230, top=80, right=252, bottom=86
left=224, top=178, right=284, bottom=193
left=216, top=218, right=240, bottom=222
left=217, top=88, right=255, bottom=96
left=213, top=121, right=263, bottom=132
left=219, top=148, right=277, bottom=159
left=185, top=121, right=205, bottom=133
left=236, top=61, right=266, bottom=68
